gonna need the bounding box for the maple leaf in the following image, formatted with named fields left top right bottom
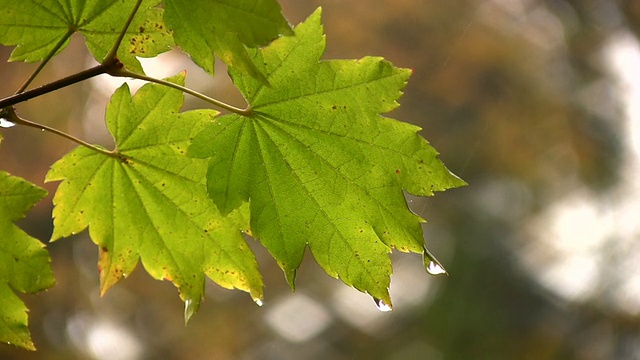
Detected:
left=189, top=9, right=465, bottom=307
left=0, top=172, right=54, bottom=350
left=45, top=74, right=263, bottom=319
left=163, top=0, right=292, bottom=81
left=0, top=0, right=173, bottom=73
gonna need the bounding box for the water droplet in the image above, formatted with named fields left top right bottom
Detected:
left=0, top=118, right=15, bottom=128
left=373, top=298, right=392, bottom=312
left=426, top=261, right=447, bottom=275
left=423, top=247, right=448, bottom=276
left=254, top=298, right=264, bottom=307
left=184, top=298, right=200, bottom=324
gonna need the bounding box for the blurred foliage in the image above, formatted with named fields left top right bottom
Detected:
left=1, top=0, right=639, bottom=359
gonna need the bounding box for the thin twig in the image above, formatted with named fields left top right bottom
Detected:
left=113, top=68, right=253, bottom=116
left=15, top=28, right=76, bottom=94
left=0, top=63, right=113, bottom=109
left=3, top=107, right=119, bottom=159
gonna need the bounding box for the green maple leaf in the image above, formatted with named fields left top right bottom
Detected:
left=46, top=74, right=263, bottom=319
left=0, top=0, right=173, bottom=73
left=164, top=0, right=292, bottom=81
left=189, top=9, right=466, bottom=307
left=0, top=172, right=54, bottom=350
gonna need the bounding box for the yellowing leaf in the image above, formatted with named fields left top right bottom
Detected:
left=0, top=0, right=173, bottom=73
left=46, top=75, right=263, bottom=317
left=0, top=172, right=54, bottom=350
left=189, top=9, right=465, bottom=307
left=164, top=0, right=292, bottom=80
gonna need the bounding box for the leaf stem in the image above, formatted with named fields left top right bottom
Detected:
left=2, top=107, right=118, bottom=158
left=15, top=28, right=76, bottom=94
left=113, top=68, right=253, bottom=116
left=103, top=0, right=144, bottom=63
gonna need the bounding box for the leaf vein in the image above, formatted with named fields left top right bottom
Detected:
left=255, top=121, right=381, bottom=283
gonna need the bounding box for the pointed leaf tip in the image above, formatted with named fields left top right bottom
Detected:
left=284, top=267, right=297, bottom=292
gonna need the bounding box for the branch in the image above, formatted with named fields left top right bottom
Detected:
left=15, top=28, right=76, bottom=94
left=1, top=107, right=119, bottom=159
left=0, top=63, right=116, bottom=110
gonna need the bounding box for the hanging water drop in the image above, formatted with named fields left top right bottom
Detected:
left=373, top=297, right=392, bottom=312
left=423, top=247, right=448, bottom=276
left=184, top=298, right=199, bottom=324
left=426, top=261, right=447, bottom=275
left=0, top=118, right=15, bottom=128
left=254, top=298, right=264, bottom=307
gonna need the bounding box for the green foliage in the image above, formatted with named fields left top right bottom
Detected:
left=190, top=10, right=465, bottom=304
left=0, top=0, right=172, bottom=73
left=164, top=0, right=292, bottom=79
left=0, top=172, right=54, bottom=350
left=0, top=0, right=463, bottom=350
left=46, top=75, right=263, bottom=319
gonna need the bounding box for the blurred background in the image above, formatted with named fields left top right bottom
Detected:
left=2, top=0, right=640, bottom=358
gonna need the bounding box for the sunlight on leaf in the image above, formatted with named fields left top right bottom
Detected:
left=164, top=0, right=292, bottom=80
left=0, top=172, right=54, bottom=350
left=46, top=74, right=263, bottom=314
left=189, top=8, right=465, bottom=306
left=0, top=0, right=173, bottom=73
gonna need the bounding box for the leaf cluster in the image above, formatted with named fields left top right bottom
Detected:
left=0, top=0, right=464, bottom=350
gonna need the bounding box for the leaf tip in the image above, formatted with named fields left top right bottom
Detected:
left=284, top=267, right=297, bottom=292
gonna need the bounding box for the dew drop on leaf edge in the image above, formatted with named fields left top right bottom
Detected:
left=425, top=261, right=447, bottom=275
left=373, top=297, right=392, bottom=312
left=184, top=298, right=198, bottom=324
left=0, top=118, right=15, bottom=128
left=423, top=247, right=448, bottom=276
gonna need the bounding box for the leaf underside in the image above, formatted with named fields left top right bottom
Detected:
left=46, top=75, right=263, bottom=317
left=164, top=0, right=292, bottom=80
left=189, top=9, right=465, bottom=306
left=0, top=0, right=173, bottom=73
left=0, top=172, right=54, bottom=350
